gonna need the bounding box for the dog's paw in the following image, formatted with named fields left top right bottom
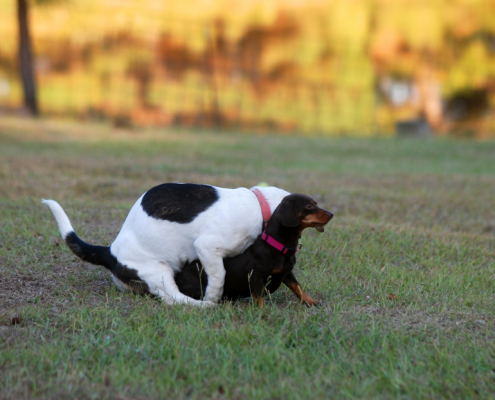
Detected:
left=200, top=300, right=216, bottom=308
left=304, top=299, right=321, bottom=308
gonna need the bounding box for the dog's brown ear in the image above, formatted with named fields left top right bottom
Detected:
left=277, top=200, right=299, bottom=227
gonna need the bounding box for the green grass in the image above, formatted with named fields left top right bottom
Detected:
left=1, top=116, right=494, bottom=399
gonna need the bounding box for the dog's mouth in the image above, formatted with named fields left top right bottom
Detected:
left=313, top=213, right=333, bottom=232
left=302, top=211, right=333, bottom=233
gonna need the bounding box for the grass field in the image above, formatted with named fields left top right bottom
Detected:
left=1, top=116, right=494, bottom=399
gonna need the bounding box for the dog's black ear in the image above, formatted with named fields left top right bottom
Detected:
left=277, top=200, right=299, bottom=227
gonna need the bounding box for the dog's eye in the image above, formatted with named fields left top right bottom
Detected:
left=305, top=204, right=314, bottom=210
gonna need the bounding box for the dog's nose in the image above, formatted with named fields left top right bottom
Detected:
left=327, top=211, right=334, bottom=220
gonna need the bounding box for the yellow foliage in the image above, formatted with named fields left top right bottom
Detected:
left=1, top=0, right=494, bottom=135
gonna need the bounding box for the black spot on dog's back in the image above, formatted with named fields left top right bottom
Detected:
left=141, top=183, right=219, bottom=224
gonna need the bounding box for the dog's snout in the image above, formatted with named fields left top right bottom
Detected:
left=327, top=211, right=334, bottom=220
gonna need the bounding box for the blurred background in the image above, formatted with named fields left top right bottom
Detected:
left=1, top=0, right=495, bottom=137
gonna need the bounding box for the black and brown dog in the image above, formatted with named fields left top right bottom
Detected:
left=174, top=194, right=333, bottom=307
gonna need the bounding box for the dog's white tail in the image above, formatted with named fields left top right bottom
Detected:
left=42, top=199, right=116, bottom=271
left=42, top=199, right=74, bottom=239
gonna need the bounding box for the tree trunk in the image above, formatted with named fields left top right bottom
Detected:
left=17, top=0, right=38, bottom=116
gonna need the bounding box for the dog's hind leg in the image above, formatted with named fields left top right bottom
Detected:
left=135, top=260, right=215, bottom=306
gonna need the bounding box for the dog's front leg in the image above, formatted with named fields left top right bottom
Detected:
left=194, top=238, right=226, bottom=303
left=283, top=272, right=320, bottom=307
left=247, top=270, right=266, bottom=308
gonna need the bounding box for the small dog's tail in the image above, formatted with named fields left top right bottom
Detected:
left=42, top=199, right=116, bottom=271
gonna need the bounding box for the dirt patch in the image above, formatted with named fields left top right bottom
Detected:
left=0, top=258, right=117, bottom=326
left=350, top=305, right=495, bottom=333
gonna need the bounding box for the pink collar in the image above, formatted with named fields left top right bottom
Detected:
left=261, top=231, right=300, bottom=255
left=252, top=189, right=301, bottom=255
left=251, top=188, right=272, bottom=229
